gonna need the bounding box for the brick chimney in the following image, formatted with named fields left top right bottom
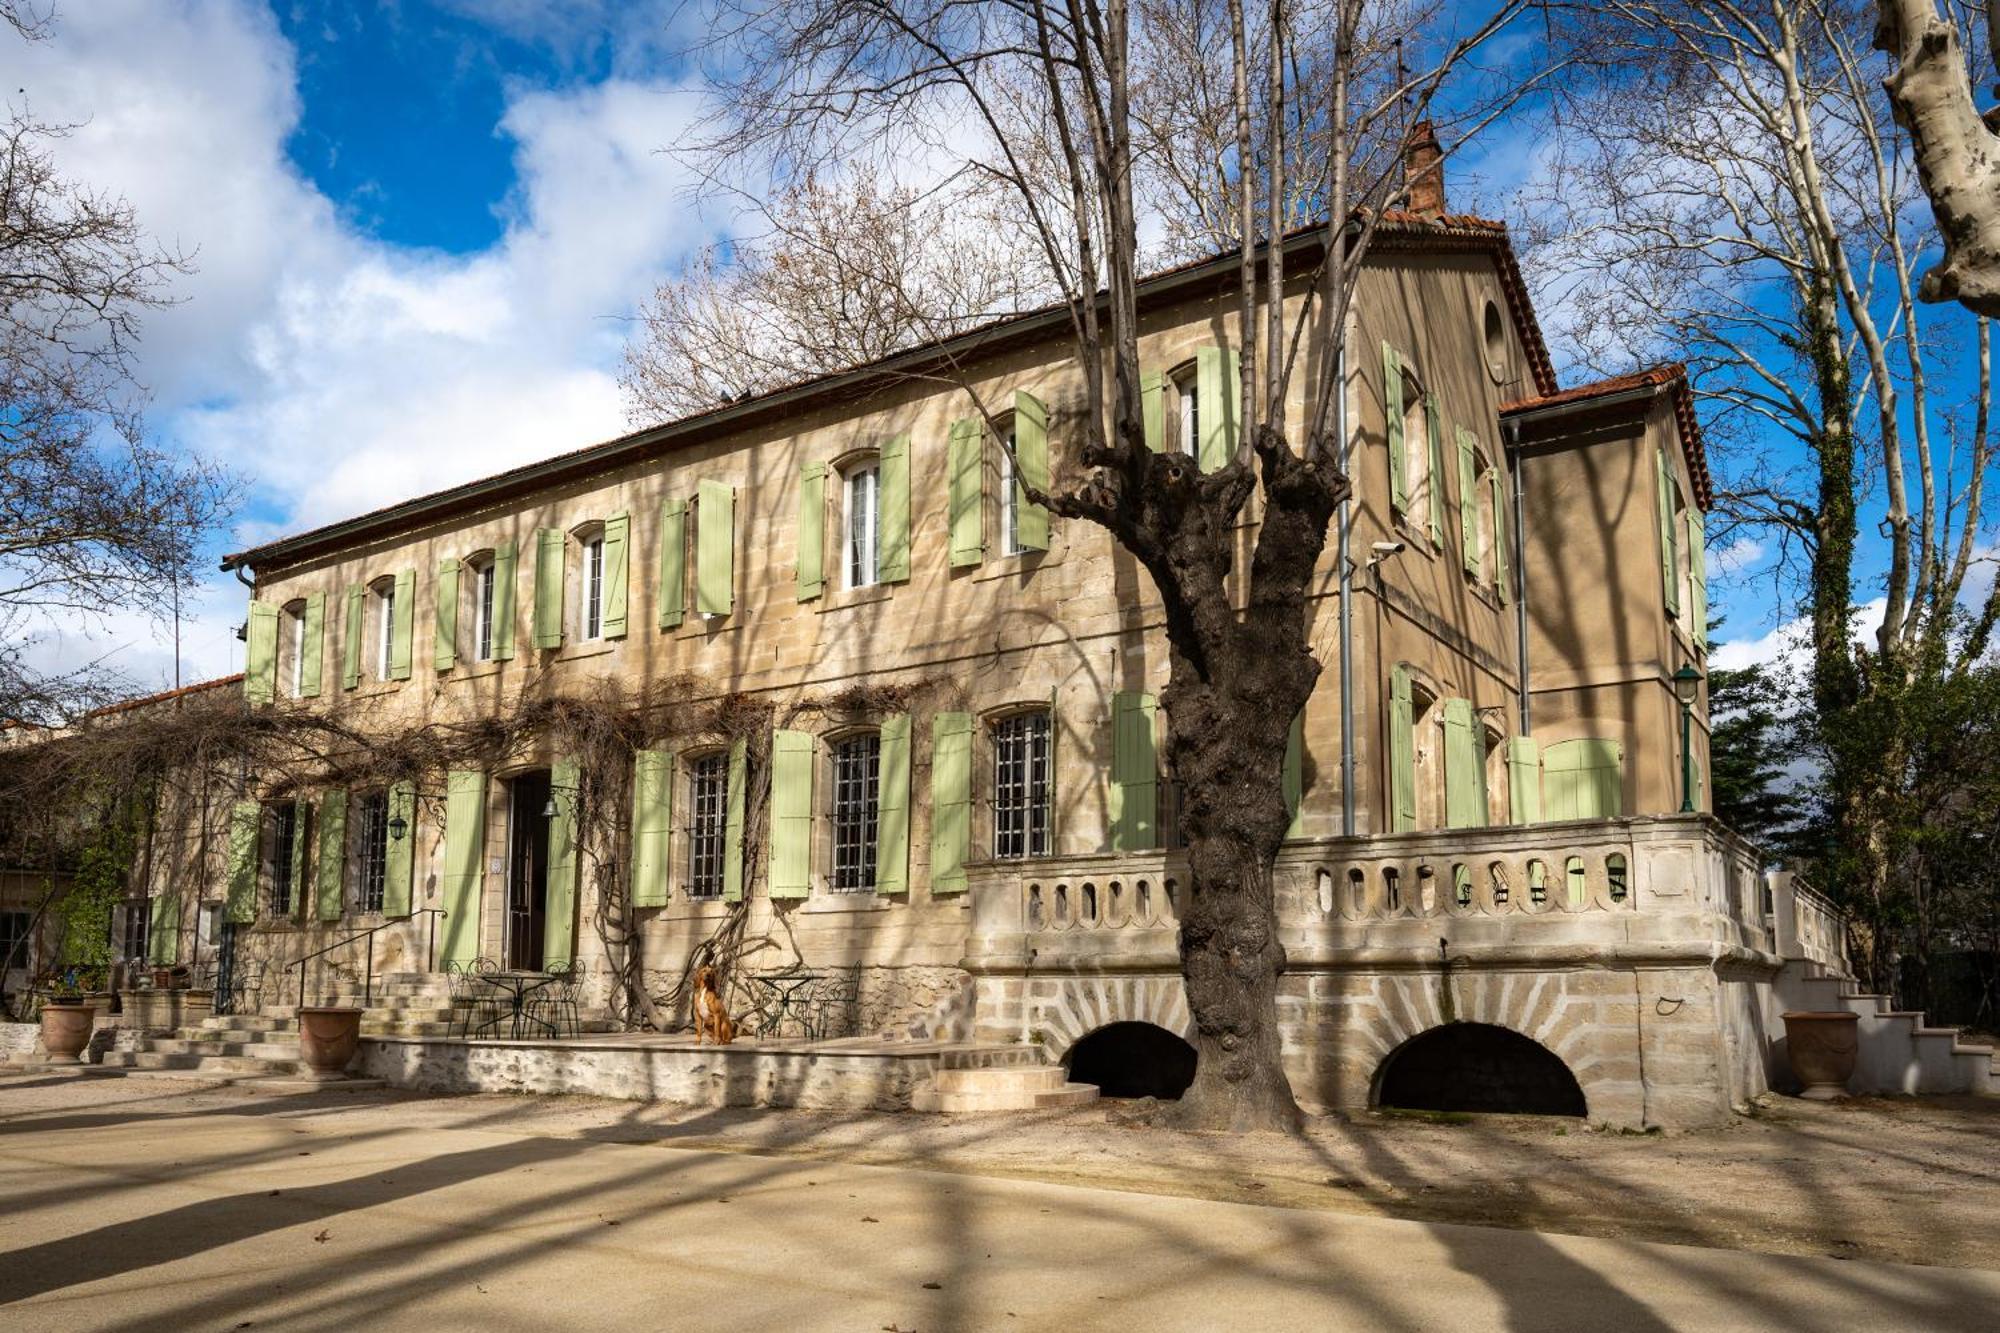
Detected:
left=1404, top=120, right=1446, bottom=216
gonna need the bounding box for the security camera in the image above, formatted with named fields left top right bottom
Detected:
left=1371, top=540, right=1405, bottom=557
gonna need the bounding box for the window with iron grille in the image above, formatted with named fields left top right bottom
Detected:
left=687, top=754, right=728, bottom=899
left=0, top=911, right=31, bottom=972
left=992, top=711, right=1051, bottom=859
left=357, top=791, right=389, bottom=913
left=831, top=733, right=880, bottom=891
left=269, top=802, right=298, bottom=917
left=120, top=901, right=148, bottom=963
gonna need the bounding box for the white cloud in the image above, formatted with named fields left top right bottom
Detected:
left=7, top=2, right=722, bottom=696
left=1710, top=596, right=1888, bottom=676
left=1711, top=536, right=1764, bottom=576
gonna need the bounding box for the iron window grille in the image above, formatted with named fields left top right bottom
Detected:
left=831, top=733, right=881, bottom=892
left=357, top=791, right=389, bottom=913
left=0, top=910, right=31, bottom=972
left=687, top=754, right=728, bottom=899
left=992, top=711, right=1052, bottom=859
left=269, top=803, right=298, bottom=917
left=120, top=901, right=149, bottom=963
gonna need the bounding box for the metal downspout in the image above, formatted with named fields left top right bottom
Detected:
left=1507, top=417, right=1529, bottom=735
left=1337, top=337, right=1356, bottom=837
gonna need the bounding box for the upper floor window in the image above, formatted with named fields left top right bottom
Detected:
left=830, top=731, right=881, bottom=891
left=997, top=418, right=1025, bottom=557
left=370, top=578, right=397, bottom=682
left=282, top=599, right=308, bottom=698
left=687, top=753, right=729, bottom=899
left=1167, top=362, right=1198, bottom=458
left=844, top=460, right=880, bottom=590
left=468, top=554, right=498, bottom=662
left=579, top=527, right=606, bottom=641
left=1399, top=364, right=1432, bottom=533
left=992, top=710, right=1052, bottom=859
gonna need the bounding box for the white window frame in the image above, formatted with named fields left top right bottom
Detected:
left=844, top=462, right=880, bottom=590
left=1402, top=371, right=1431, bottom=533
left=471, top=557, right=497, bottom=662
left=286, top=602, right=306, bottom=698
left=581, top=533, right=606, bottom=641
left=374, top=580, right=396, bottom=681
left=998, top=421, right=1023, bottom=557
left=1171, top=365, right=1198, bottom=458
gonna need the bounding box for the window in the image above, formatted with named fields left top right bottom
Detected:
left=1473, top=447, right=1496, bottom=584
left=356, top=790, right=389, bottom=913
left=1169, top=364, right=1198, bottom=457
left=269, top=802, right=299, bottom=918
left=470, top=556, right=497, bottom=662
left=845, top=461, right=879, bottom=589
left=119, top=902, right=148, bottom=963
left=687, top=754, right=729, bottom=899
left=992, top=711, right=1052, bottom=859
left=580, top=531, right=606, bottom=640
left=831, top=733, right=881, bottom=891
left=0, top=911, right=31, bottom=972
left=998, top=431, right=1022, bottom=557
left=1400, top=367, right=1431, bottom=532
left=373, top=579, right=397, bottom=681
left=284, top=600, right=307, bottom=698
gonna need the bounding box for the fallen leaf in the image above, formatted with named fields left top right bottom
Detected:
left=861, top=1216, right=880, bottom=1223
left=922, top=1281, right=942, bottom=1291
left=312, top=1230, right=331, bottom=1244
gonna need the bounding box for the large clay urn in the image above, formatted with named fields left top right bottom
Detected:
left=38, top=1002, right=95, bottom=1065
left=296, top=1006, right=364, bottom=1079
left=1783, top=1011, right=1860, bottom=1100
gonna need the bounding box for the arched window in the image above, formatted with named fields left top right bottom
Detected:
left=465, top=551, right=498, bottom=662
left=1399, top=363, right=1432, bottom=532
left=842, top=457, right=880, bottom=589
left=281, top=599, right=308, bottom=698
left=368, top=576, right=397, bottom=682
left=573, top=522, right=607, bottom=641
left=991, top=709, right=1052, bottom=859
left=993, top=415, right=1025, bottom=557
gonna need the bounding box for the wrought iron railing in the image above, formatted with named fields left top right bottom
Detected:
left=284, top=909, right=445, bottom=1010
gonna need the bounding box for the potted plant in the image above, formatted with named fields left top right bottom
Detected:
left=296, top=1005, right=365, bottom=1079
left=1782, top=1010, right=1861, bottom=1099
left=37, top=968, right=97, bottom=1065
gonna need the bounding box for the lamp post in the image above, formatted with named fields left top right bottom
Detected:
left=1672, top=664, right=1702, bottom=814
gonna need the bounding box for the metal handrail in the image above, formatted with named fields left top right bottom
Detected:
left=286, top=909, right=446, bottom=1011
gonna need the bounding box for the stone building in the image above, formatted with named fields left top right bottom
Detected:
left=111, top=203, right=1886, bottom=1126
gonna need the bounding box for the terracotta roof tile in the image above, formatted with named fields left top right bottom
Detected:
left=1500, top=364, right=1711, bottom=508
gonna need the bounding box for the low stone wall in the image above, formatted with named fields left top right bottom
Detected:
left=359, top=1036, right=946, bottom=1111
left=120, top=988, right=215, bottom=1033
left=0, top=1022, right=38, bottom=1060
left=636, top=964, right=972, bottom=1040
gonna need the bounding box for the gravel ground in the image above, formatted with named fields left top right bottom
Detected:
left=4, top=1072, right=1996, bottom=1270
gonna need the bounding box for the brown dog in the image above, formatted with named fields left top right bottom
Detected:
left=691, top=964, right=736, bottom=1045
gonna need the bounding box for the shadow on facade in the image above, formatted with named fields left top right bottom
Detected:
left=1373, top=1021, right=1585, bottom=1117
left=1064, top=1021, right=1197, bottom=1100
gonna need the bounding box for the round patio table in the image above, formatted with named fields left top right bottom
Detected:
left=475, top=970, right=558, bottom=1040
left=755, top=970, right=822, bottom=1038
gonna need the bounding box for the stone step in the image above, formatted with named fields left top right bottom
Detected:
left=1032, top=1082, right=1103, bottom=1109
left=933, top=1065, right=1068, bottom=1095
left=100, top=1050, right=302, bottom=1075
left=914, top=1079, right=1101, bottom=1114
left=938, top=1046, right=1048, bottom=1071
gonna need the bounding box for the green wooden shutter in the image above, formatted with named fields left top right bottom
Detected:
left=492, top=541, right=518, bottom=660
left=1014, top=390, right=1050, bottom=552
left=930, top=711, right=973, bottom=894
left=631, top=749, right=673, bottom=908
left=1688, top=508, right=1707, bottom=650
left=722, top=736, right=747, bottom=902
left=438, top=771, right=486, bottom=965
left=1443, top=698, right=1485, bottom=828
left=879, top=433, right=911, bottom=581
left=534, top=527, right=564, bottom=649
left=316, top=790, right=347, bottom=921
left=245, top=602, right=278, bottom=705
left=1492, top=469, right=1511, bottom=604
left=1658, top=446, right=1681, bottom=617
left=697, top=478, right=735, bottom=616
left=1109, top=691, right=1157, bottom=851
left=434, top=558, right=460, bottom=671
left=798, top=462, right=826, bottom=601
left=544, top=759, right=578, bottom=969
left=1457, top=428, right=1479, bottom=577
left=342, top=585, right=365, bottom=689
left=1283, top=710, right=1305, bottom=839
left=1425, top=392, right=1445, bottom=549
left=389, top=568, right=415, bottom=680
left=1384, top=344, right=1407, bottom=511
left=602, top=511, right=630, bottom=638
left=948, top=417, right=983, bottom=567
left=1506, top=737, right=1542, bottom=824
left=383, top=780, right=415, bottom=917
left=226, top=799, right=260, bottom=923
left=1195, top=345, right=1240, bottom=472
left=770, top=729, right=814, bottom=899
left=657, top=498, right=685, bottom=629
left=1140, top=369, right=1166, bottom=452
left=1544, top=739, right=1624, bottom=820
left=147, top=893, right=180, bottom=965
left=288, top=801, right=311, bottom=919
left=1389, top=665, right=1417, bottom=833
left=300, top=591, right=325, bottom=697
left=876, top=714, right=911, bottom=893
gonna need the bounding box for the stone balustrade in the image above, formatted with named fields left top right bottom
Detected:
left=1764, top=868, right=1850, bottom=976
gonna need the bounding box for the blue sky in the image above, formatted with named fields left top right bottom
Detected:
left=8, top=0, right=1920, bottom=699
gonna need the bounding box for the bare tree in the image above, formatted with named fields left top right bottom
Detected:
left=1872, top=0, right=2000, bottom=316
left=1525, top=0, right=1999, bottom=988
left=0, top=28, right=233, bottom=723
left=685, top=0, right=1545, bottom=1131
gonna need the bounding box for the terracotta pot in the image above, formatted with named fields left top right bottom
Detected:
left=296, top=1006, right=364, bottom=1079
left=39, top=1002, right=95, bottom=1065
left=1783, top=1011, right=1860, bottom=1100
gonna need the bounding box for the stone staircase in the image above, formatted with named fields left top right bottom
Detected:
left=1780, top=963, right=1994, bottom=1096
left=96, top=971, right=459, bottom=1087
left=910, top=1049, right=1101, bottom=1113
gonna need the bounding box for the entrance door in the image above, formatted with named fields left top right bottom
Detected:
left=507, top=771, right=552, bottom=971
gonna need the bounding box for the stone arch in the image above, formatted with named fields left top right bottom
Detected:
left=1064, top=1021, right=1198, bottom=1099
left=1032, top=974, right=1194, bottom=1055
left=1372, top=1022, right=1586, bottom=1117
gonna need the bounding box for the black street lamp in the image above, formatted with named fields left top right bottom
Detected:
left=1672, top=663, right=1702, bottom=814
left=387, top=810, right=408, bottom=841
